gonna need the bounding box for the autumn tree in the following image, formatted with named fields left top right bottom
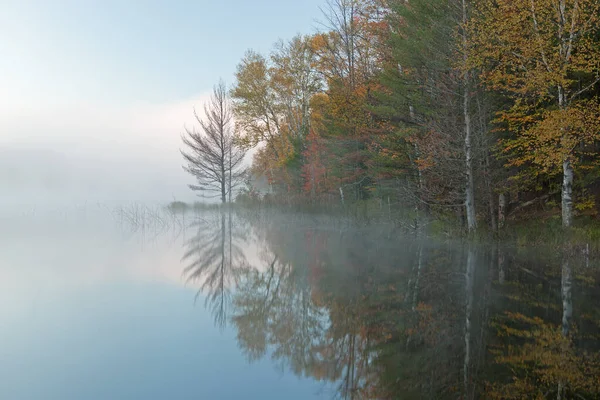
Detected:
left=301, top=128, right=330, bottom=200
left=230, top=36, right=322, bottom=192
left=309, top=0, right=385, bottom=203
left=469, top=0, right=600, bottom=228
left=373, top=0, right=492, bottom=231
left=181, top=81, right=247, bottom=203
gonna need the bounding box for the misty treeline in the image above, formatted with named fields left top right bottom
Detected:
left=183, top=0, right=600, bottom=232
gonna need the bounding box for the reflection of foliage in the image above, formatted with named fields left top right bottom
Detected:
left=232, top=251, right=328, bottom=377
left=231, top=217, right=461, bottom=399
left=182, top=212, right=250, bottom=329
left=358, top=245, right=480, bottom=400
left=224, top=212, right=600, bottom=399
left=486, top=312, right=600, bottom=399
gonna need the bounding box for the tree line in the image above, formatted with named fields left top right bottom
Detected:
left=182, top=0, right=600, bottom=233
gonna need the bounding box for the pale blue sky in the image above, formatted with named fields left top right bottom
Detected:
left=2, top=0, right=324, bottom=106
left=0, top=0, right=325, bottom=202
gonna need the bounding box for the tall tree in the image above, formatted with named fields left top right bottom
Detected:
left=310, top=0, right=384, bottom=203
left=181, top=80, right=247, bottom=203
left=231, top=36, right=322, bottom=191
left=469, top=0, right=600, bottom=228
left=375, top=0, right=485, bottom=231
left=459, top=0, right=477, bottom=232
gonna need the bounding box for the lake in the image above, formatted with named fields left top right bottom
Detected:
left=1, top=205, right=599, bottom=399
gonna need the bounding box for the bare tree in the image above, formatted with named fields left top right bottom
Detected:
left=181, top=80, right=246, bottom=203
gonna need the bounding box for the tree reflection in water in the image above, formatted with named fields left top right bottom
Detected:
left=182, top=212, right=600, bottom=399
left=182, top=211, right=250, bottom=330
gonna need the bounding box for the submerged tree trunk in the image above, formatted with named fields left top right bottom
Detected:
left=561, top=257, right=573, bottom=338
left=497, top=245, right=506, bottom=285
left=215, top=212, right=227, bottom=329
left=464, top=246, right=475, bottom=398
left=412, top=225, right=425, bottom=311
left=412, top=243, right=424, bottom=312
left=557, top=254, right=573, bottom=399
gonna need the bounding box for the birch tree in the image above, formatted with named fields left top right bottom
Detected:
left=459, top=0, right=477, bottom=232
left=377, top=0, right=483, bottom=231
left=181, top=80, right=247, bottom=203
left=469, top=0, right=600, bottom=228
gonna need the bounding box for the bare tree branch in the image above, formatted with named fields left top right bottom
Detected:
left=181, top=80, right=248, bottom=203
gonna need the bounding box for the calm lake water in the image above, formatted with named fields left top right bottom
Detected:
left=1, top=205, right=599, bottom=399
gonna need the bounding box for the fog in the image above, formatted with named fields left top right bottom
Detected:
left=1, top=0, right=322, bottom=211
left=0, top=95, right=212, bottom=209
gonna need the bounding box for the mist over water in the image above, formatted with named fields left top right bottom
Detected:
left=2, top=206, right=598, bottom=399
left=3, top=0, right=600, bottom=396
left=0, top=206, right=335, bottom=400
left=0, top=144, right=194, bottom=210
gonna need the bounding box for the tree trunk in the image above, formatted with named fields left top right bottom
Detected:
left=557, top=82, right=573, bottom=228
left=464, top=88, right=477, bottom=232
left=562, top=159, right=573, bottom=228
left=462, top=0, right=476, bottom=233
left=221, top=173, right=226, bottom=203
left=498, top=193, right=507, bottom=229
left=484, top=155, right=497, bottom=232
left=476, top=92, right=495, bottom=232
left=228, top=146, right=232, bottom=203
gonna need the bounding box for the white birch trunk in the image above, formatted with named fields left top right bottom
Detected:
left=462, top=0, right=476, bottom=233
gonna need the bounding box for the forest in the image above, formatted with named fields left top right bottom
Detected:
left=182, top=0, right=600, bottom=237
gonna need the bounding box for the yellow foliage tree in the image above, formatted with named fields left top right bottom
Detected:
left=469, top=0, right=600, bottom=227
left=231, top=36, right=322, bottom=189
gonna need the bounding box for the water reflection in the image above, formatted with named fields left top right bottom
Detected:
left=182, top=212, right=250, bottom=329
left=182, top=212, right=600, bottom=399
